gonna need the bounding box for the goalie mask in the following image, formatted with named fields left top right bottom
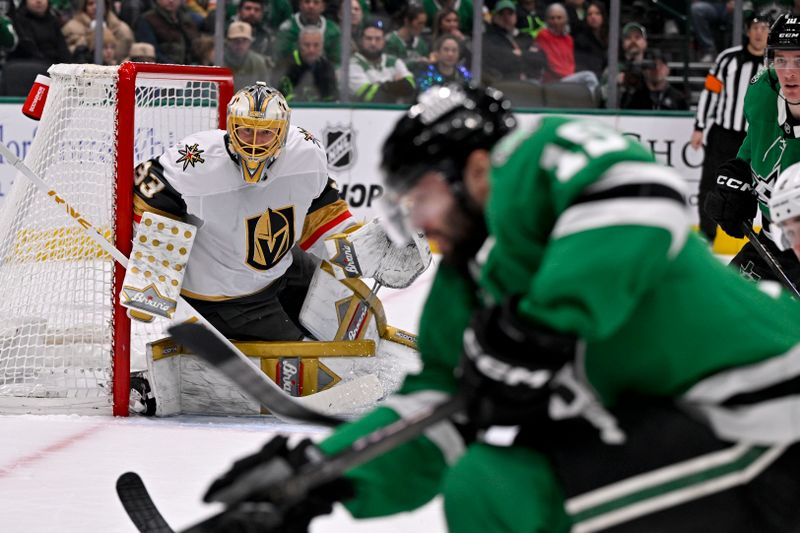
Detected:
left=227, top=82, right=291, bottom=183
left=379, top=84, right=516, bottom=244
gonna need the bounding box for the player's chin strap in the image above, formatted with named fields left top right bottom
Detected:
left=777, top=94, right=800, bottom=137
left=769, top=71, right=800, bottom=133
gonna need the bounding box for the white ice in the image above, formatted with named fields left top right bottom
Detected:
left=0, top=263, right=449, bottom=532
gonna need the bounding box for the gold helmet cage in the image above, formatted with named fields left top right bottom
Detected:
left=227, top=82, right=291, bottom=183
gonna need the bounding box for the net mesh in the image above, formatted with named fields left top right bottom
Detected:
left=0, top=64, right=223, bottom=413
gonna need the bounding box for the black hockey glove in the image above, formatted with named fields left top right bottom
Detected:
left=704, top=158, right=757, bottom=238
left=457, top=299, right=577, bottom=429
left=203, top=435, right=355, bottom=533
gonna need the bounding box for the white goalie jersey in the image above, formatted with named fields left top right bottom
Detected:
left=132, top=126, right=355, bottom=300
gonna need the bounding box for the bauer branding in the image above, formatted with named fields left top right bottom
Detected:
left=347, top=302, right=370, bottom=341
left=330, top=238, right=361, bottom=277
left=278, top=357, right=301, bottom=396
left=121, top=284, right=177, bottom=318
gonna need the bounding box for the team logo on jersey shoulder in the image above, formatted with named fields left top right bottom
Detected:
left=176, top=143, right=205, bottom=171
left=297, top=127, right=322, bottom=148
left=245, top=205, right=296, bottom=271
left=751, top=69, right=765, bottom=84
left=323, top=124, right=357, bottom=170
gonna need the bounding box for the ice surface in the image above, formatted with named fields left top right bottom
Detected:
left=0, top=261, right=449, bottom=532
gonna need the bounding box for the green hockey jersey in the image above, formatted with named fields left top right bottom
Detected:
left=737, top=68, right=800, bottom=233
left=319, top=116, right=800, bottom=531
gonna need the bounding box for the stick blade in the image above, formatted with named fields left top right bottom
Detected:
left=117, top=472, right=174, bottom=533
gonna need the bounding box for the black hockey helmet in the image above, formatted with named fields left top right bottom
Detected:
left=767, top=13, right=800, bottom=62
left=380, top=84, right=516, bottom=196
left=746, top=8, right=776, bottom=29
left=378, top=84, right=515, bottom=244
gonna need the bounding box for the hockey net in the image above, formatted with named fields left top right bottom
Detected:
left=0, top=63, right=234, bottom=415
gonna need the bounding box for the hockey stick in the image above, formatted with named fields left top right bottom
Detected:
left=117, top=394, right=463, bottom=533
left=117, top=473, right=175, bottom=533
left=179, top=394, right=464, bottom=532
left=0, top=143, right=359, bottom=424
left=168, top=322, right=387, bottom=425
left=741, top=222, right=800, bottom=299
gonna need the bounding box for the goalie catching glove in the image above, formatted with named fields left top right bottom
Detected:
left=325, top=218, right=432, bottom=289
left=704, top=158, right=757, bottom=239
left=458, top=299, right=577, bottom=429
left=203, top=435, right=355, bottom=533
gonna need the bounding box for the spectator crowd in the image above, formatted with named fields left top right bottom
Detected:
left=0, top=0, right=792, bottom=107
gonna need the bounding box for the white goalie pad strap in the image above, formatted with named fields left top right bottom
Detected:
left=121, top=212, right=196, bottom=319
left=325, top=218, right=432, bottom=289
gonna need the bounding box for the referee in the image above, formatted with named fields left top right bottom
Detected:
left=690, top=11, right=771, bottom=243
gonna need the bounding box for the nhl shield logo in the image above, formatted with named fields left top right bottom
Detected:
left=324, top=125, right=357, bottom=170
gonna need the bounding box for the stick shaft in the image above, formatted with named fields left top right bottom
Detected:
left=179, top=395, right=465, bottom=532
left=741, top=223, right=800, bottom=299
left=286, top=394, right=464, bottom=500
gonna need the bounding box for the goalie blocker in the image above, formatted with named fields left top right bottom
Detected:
left=143, top=260, right=422, bottom=416
left=120, top=212, right=197, bottom=323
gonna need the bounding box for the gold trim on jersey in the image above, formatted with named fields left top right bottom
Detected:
left=300, top=199, right=351, bottom=245
left=133, top=195, right=182, bottom=221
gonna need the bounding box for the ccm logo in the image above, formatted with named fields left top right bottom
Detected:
left=716, top=175, right=751, bottom=191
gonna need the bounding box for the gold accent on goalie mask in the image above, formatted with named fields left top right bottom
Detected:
left=227, top=82, right=291, bottom=183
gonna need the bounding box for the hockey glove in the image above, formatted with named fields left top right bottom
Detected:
left=704, top=158, right=757, bottom=238
left=204, top=435, right=355, bottom=533
left=457, top=299, right=577, bottom=429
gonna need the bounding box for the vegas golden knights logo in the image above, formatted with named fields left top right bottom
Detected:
left=245, top=206, right=295, bottom=270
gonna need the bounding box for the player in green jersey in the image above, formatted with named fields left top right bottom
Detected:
left=706, top=13, right=800, bottom=285
left=197, top=85, right=800, bottom=533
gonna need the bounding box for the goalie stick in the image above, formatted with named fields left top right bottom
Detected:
left=117, top=395, right=464, bottom=533
left=0, top=142, right=367, bottom=422
left=741, top=222, right=800, bottom=299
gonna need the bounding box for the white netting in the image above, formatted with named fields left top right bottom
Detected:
left=0, top=64, right=225, bottom=413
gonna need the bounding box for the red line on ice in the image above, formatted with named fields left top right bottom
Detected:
left=0, top=423, right=105, bottom=478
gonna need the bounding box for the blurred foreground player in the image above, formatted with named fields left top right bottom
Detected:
left=199, top=85, right=800, bottom=532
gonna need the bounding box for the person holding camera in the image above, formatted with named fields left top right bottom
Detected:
left=617, top=21, right=649, bottom=108
left=621, top=49, right=689, bottom=110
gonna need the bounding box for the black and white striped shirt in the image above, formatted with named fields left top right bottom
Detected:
left=694, top=45, right=765, bottom=132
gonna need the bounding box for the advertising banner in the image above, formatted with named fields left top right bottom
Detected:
left=0, top=104, right=704, bottom=222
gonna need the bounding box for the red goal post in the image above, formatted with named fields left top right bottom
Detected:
left=0, top=63, right=234, bottom=416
